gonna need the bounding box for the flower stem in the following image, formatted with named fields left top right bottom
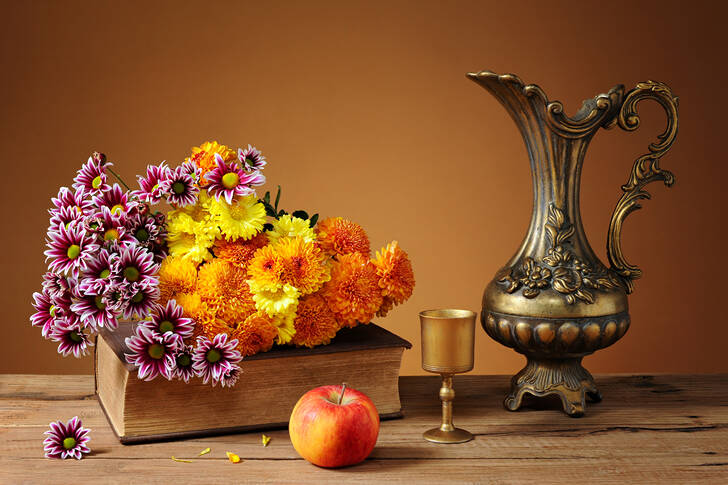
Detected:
left=107, top=167, right=132, bottom=192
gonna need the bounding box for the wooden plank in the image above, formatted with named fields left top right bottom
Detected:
left=0, top=374, right=726, bottom=483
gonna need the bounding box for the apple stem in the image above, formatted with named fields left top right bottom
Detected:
left=338, top=383, right=347, bottom=405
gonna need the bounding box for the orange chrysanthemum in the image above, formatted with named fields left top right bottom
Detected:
left=372, top=241, right=415, bottom=304
left=214, top=232, right=269, bottom=269
left=371, top=241, right=415, bottom=305
left=247, top=245, right=283, bottom=290
left=376, top=296, right=396, bottom=318
left=187, top=141, right=236, bottom=183
left=230, top=311, right=278, bottom=356
left=276, top=237, right=330, bottom=295
left=196, top=259, right=257, bottom=325
left=316, top=217, right=370, bottom=257
left=323, top=252, right=383, bottom=328
left=291, top=293, right=340, bottom=348
left=158, top=257, right=198, bottom=304
left=174, top=292, right=217, bottom=341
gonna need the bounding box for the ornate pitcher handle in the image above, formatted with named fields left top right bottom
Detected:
left=606, top=81, right=679, bottom=294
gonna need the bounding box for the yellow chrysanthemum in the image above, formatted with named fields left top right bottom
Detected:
left=267, top=215, right=315, bottom=244
left=372, top=241, right=415, bottom=304
left=188, top=141, right=236, bottom=183
left=275, top=237, right=330, bottom=295
left=250, top=282, right=299, bottom=317
left=208, top=194, right=267, bottom=241
left=213, top=232, right=269, bottom=269
left=291, top=293, right=340, bottom=348
left=231, top=311, right=278, bottom=356
left=166, top=197, right=219, bottom=264
left=158, top=257, right=198, bottom=303
left=197, top=259, right=257, bottom=325
left=316, top=217, right=371, bottom=257
left=271, top=311, right=296, bottom=345
left=167, top=227, right=217, bottom=265
left=247, top=244, right=283, bottom=290
left=323, top=252, right=383, bottom=328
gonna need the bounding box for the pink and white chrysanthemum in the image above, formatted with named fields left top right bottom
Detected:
left=86, top=207, right=135, bottom=247
left=41, top=272, right=73, bottom=301
left=48, top=205, right=85, bottom=230
left=79, top=248, right=120, bottom=294
left=43, top=416, right=91, bottom=460
left=50, top=187, right=93, bottom=217
left=165, top=344, right=197, bottom=383
left=139, top=300, right=194, bottom=339
left=180, top=160, right=202, bottom=184
left=133, top=162, right=171, bottom=204
left=70, top=291, right=118, bottom=331
left=44, top=222, right=98, bottom=277
left=91, top=184, right=133, bottom=216
left=160, top=166, right=199, bottom=207
left=31, top=289, right=57, bottom=338
left=118, top=245, right=159, bottom=287
left=121, top=281, right=160, bottom=320
left=192, top=333, right=243, bottom=386
left=204, top=154, right=265, bottom=204
left=50, top=317, right=94, bottom=357
left=73, top=155, right=111, bottom=194
left=125, top=326, right=181, bottom=381
left=238, top=145, right=267, bottom=171
left=219, top=366, right=242, bottom=388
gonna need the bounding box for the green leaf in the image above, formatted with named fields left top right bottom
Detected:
left=264, top=191, right=270, bottom=205
left=309, top=213, right=319, bottom=227
left=263, top=223, right=274, bottom=231
left=265, top=205, right=277, bottom=217
left=292, top=210, right=309, bottom=220
left=274, top=185, right=281, bottom=211
left=277, top=209, right=288, bottom=217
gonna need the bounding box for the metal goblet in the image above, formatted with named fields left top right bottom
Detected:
left=420, top=309, right=476, bottom=444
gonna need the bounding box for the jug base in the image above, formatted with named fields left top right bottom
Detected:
left=505, top=357, right=602, bottom=417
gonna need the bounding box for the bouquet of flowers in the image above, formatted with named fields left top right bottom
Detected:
left=31, top=142, right=415, bottom=387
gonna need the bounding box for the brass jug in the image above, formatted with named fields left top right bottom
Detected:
left=469, top=70, right=678, bottom=416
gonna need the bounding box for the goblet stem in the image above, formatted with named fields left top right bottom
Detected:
left=439, top=374, right=455, bottom=432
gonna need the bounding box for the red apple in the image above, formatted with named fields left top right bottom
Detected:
left=289, top=384, right=380, bottom=468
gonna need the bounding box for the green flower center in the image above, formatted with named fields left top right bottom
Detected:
left=111, top=204, right=124, bottom=215
left=94, top=295, right=106, bottom=310
left=148, top=343, right=165, bottom=359
left=172, top=181, right=186, bottom=195
left=206, top=349, right=221, bottom=363
left=131, top=291, right=144, bottom=303
left=99, top=269, right=110, bottom=279
left=62, top=437, right=77, bottom=450
left=245, top=157, right=254, bottom=166
left=135, top=228, right=150, bottom=242
left=66, top=244, right=81, bottom=260
left=124, top=267, right=140, bottom=282
left=222, top=172, right=240, bottom=189
left=49, top=305, right=57, bottom=317
left=69, top=331, right=83, bottom=343
left=104, top=228, right=119, bottom=241
left=158, top=320, right=174, bottom=333
left=92, top=175, right=103, bottom=189
left=177, top=354, right=191, bottom=367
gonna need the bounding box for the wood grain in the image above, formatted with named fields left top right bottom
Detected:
left=1, top=374, right=726, bottom=484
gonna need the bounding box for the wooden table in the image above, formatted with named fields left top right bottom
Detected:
left=1, top=374, right=726, bottom=483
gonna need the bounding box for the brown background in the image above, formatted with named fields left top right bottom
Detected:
left=1, top=0, right=726, bottom=376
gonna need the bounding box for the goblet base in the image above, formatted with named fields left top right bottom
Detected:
left=423, top=427, right=473, bottom=444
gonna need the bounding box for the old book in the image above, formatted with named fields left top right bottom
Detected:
left=95, top=323, right=412, bottom=444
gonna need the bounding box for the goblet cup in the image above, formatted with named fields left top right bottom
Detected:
left=420, top=309, right=476, bottom=444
